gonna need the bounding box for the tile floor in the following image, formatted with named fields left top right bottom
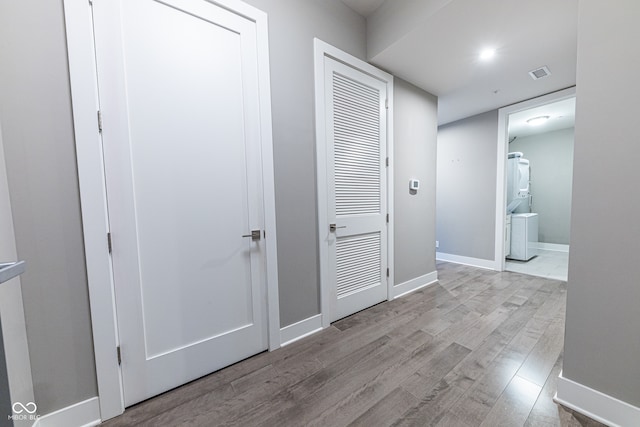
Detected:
left=506, top=249, right=569, bottom=281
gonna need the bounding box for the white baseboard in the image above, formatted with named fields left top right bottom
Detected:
left=392, top=271, right=438, bottom=299
left=555, top=372, right=640, bottom=427
left=436, top=252, right=497, bottom=270
left=536, top=242, right=570, bottom=252
left=32, top=397, right=100, bottom=427
left=280, top=314, right=323, bottom=347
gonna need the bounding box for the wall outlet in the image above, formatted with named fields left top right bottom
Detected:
left=436, top=240, right=439, bottom=248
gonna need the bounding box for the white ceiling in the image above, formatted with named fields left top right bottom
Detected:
left=341, top=0, right=385, bottom=17
left=341, top=0, right=579, bottom=125
left=508, top=97, right=576, bottom=139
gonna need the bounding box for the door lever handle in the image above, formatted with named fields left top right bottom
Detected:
left=329, top=224, right=346, bottom=232
left=242, top=230, right=261, bottom=241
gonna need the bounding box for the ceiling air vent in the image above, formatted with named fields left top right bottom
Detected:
left=529, top=66, right=551, bottom=80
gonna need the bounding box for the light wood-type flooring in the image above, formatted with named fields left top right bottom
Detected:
left=103, top=262, right=605, bottom=427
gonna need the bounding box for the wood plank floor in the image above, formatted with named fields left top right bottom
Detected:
left=103, top=262, right=606, bottom=427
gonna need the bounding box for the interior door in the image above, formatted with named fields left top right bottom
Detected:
left=324, top=58, right=389, bottom=322
left=92, top=0, right=268, bottom=405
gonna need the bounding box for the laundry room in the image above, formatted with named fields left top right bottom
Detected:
left=504, top=97, right=575, bottom=280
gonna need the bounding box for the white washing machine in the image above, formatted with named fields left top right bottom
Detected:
left=508, top=213, right=538, bottom=261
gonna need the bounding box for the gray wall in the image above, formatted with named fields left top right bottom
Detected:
left=562, top=0, right=640, bottom=408
left=393, top=79, right=438, bottom=285
left=510, top=128, right=574, bottom=244
left=0, top=0, right=366, bottom=415
left=241, top=0, right=367, bottom=326
left=0, top=0, right=441, bottom=416
left=0, top=0, right=370, bottom=416
left=0, top=0, right=97, bottom=415
left=0, top=323, right=9, bottom=427
left=436, top=110, right=498, bottom=260
left=0, top=122, right=35, bottom=427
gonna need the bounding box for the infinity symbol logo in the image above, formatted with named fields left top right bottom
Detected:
left=12, top=402, right=37, bottom=414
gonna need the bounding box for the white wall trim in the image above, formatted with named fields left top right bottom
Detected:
left=495, top=87, right=576, bottom=272
left=392, top=271, right=438, bottom=299
left=495, top=108, right=508, bottom=272
left=386, top=75, right=395, bottom=306
left=555, top=372, right=640, bottom=427
left=536, top=242, right=570, bottom=252
left=64, top=0, right=280, bottom=421
left=314, top=39, right=394, bottom=328
left=436, top=252, right=496, bottom=270
left=252, top=3, right=282, bottom=353
left=33, top=397, right=100, bottom=427
left=280, top=314, right=324, bottom=347
left=63, top=0, right=124, bottom=419
left=314, top=39, right=330, bottom=329
left=282, top=270, right=438, bottom=346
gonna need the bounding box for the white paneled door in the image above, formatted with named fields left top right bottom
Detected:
left=92, top=0, right=269, bottom=406
left=323, top=56, right=390, bottom=322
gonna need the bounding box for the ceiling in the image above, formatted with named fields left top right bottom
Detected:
left=341, top=0, right=386, bottom=17
left=508, top=97, right=576, bottom=140
left=340, top=0, right=579, bottom=125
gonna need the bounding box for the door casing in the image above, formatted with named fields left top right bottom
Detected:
left=314, top=39, right=394, bottom=328
left=494, top=86, right=576, bottom=271
left=63, top=0, right=280, bottom=420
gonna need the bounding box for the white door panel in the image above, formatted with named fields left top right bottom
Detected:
left=92, top=0, right=267, bottom=405
left=324, top=58, right=389, bottom=322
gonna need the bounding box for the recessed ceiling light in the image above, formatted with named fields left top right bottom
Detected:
left=480, top=48, right=496, bottom=61
left=526, top=116, right=550, bottom=126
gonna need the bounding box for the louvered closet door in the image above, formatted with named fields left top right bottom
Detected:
left=325, top=58, right=388, bottom=322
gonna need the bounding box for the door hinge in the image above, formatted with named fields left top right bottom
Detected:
left=116, top=346, right=122, bottom=365
left=385, top=157, right=389, bottom=167
left=386, top=213, right=389, bottom=223
left=107, top=232, right=112, bottom=254
left=385, top=98, right=389, bottom=109
left=97, top=110, right=103, bottom=133
left=386, top=268, right=390, bottom=277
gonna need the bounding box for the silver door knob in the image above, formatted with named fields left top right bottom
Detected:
left=242, top=230, right=261, bottom=241
left=329, top=224, right=346, bottom=232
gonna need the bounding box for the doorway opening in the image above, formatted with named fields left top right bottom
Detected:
left=495, top=87, right=576, bottom=281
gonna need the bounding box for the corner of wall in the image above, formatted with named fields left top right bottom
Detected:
left=555, top=373, right=640, bottom=427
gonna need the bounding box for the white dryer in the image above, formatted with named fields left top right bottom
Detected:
left=508, top=213, right=538, bottom=261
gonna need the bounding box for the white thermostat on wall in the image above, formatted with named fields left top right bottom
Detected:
left=409, top=179, right=420, bottom=191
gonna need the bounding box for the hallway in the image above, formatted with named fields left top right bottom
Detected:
left=103, top=263, right=602, bottom=427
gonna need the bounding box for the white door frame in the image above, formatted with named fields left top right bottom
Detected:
left=313, top=39, right=394, bottom=328
left=63, top=0, right=280, bottom=420
left=494, top=86, right=576, bottom=271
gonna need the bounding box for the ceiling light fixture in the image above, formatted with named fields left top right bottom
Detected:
left=526, top=116, right=550, bottom=126
left=480, top=48, right=496, bottom=61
